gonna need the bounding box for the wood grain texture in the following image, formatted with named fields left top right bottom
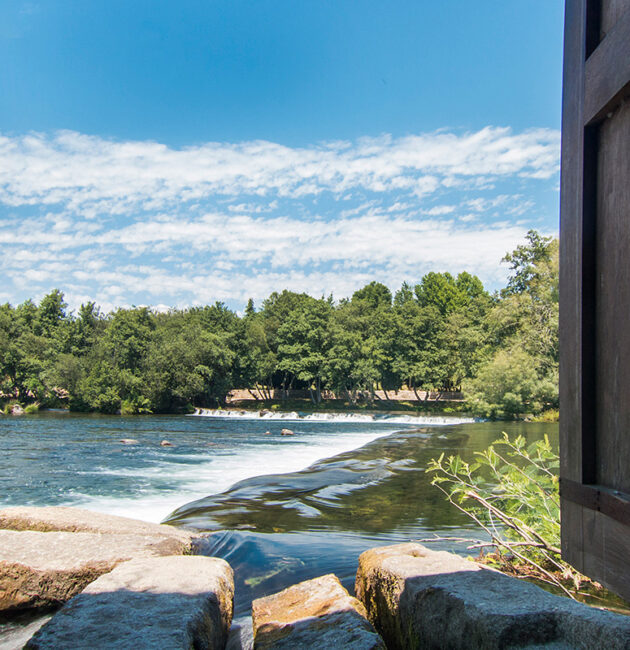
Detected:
left=600, top=0, right=630, bottom=36
left=584, top=3, right=630, bottom=124
left=560, top=0, right=587, bottom=487
left=561, top=0, right=630, bottom=598
left=595, top=99, right=630, bottom=493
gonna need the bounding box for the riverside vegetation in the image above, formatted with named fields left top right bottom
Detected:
left=428, top=433, right=630, bottom=612
left=0, top=231, right=558, bottom=419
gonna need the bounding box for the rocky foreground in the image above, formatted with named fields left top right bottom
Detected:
left=2, top=507, right=630, bottom=648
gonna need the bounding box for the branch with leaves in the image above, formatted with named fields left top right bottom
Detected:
left=427, top=433, right=591, bottom=599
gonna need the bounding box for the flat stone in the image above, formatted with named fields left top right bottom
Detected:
left=355, top=543, right=630, bottom=649
left=0, top=507, right=196, bottom=614
left=25, top=556, right=234, bottom=649
left=0, top=506, right=194, bottom=544
left=252, top=573, right=385, bottom=649
left=0, top=529, right=191, bottom=613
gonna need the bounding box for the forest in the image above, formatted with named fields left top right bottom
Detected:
left=0, top=231, right=558, bottom=419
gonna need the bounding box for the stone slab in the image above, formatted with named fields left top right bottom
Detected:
left=252, top=573, right=384, bottom=649
left=355, top=543, right=630, bottom=649
left=0, top=529, right=190, bottom=612
left=0, top=506, right=194, bottom=544
left=25, top=556, right=234, bottom=649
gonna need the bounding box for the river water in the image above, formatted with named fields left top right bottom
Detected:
left=0, top=410, right=557, bottom=646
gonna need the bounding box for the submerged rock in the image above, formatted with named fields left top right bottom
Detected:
left=356, top=542, right=630, bottom=649
left=160, top=439, right=174, bottom=447
left=26, top=556, right=234, bottom=649
left=119, top=438, right=139, bottom=444
left=280, top=428, right=294, bottom=436
left=252, top=573, right=385, bottom=649
left=0, top=507, right=196, bottom=614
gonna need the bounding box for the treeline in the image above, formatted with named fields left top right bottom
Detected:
left=0, top=231, right=558, bottom=419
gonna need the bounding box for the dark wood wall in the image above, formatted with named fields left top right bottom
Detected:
left=560, top=0, right=630, bottom=600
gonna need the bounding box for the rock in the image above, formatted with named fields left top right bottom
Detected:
left=263, top=430, right=271, bottom=435
left=280, top=428, right=294, bottom=436
left=0, top=507, right=196, bottom=613
left=160, top=439, right=174, bottom=447
left=119, top=438, right=139, bottom=444
left=0, top=530, right=192, bottom=613
left=252, top=573, right=385, bottom=649
left=356, top=543, right=630, bottom=649
left=259, top=410, right=269, bottom=416
left=0, top=506, right=194, bottom=543
left=10, top=404, right=24, bottom=416
left=25, top=556, right=234, bottom=649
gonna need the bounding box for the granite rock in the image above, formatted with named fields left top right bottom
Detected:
left=0, top=506, right=196, bottom=613
left=252, top=573, right=384, bottom=649
left=26, top=556, right=234, bottom=649
left=356, top=542, right=630, bottom=649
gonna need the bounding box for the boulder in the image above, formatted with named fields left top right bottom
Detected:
left=280, top=428, right=294, bottom=436
left=0, top=530, right=190, bottom=613
left=10, top=404, right=24, bottom=416
left=356, top=542, right=630, bottom=649
left=252, top=573, right=385, bottom=649
left=160, top=439, right=174, bottom=447
left=25, top=556, right=234, bottom=649
left=0, top=507, right=196, bottom=613
left=0, top=506, right=194, bottom=543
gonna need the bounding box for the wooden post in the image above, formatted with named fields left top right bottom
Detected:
left=560, top=0, right=630, bottom=600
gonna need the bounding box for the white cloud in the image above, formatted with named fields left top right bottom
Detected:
left=0, top=126, right=560, bottom=309
left=0, top=127, right=559, bottom=216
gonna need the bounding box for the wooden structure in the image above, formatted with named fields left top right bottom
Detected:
left=560, top=0, right=630, bottom=600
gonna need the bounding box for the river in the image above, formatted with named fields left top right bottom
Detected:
left=0, top=410, right=557, bottom=646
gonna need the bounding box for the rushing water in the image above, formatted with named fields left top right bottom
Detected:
left=0, top=410, right=557, bottom=646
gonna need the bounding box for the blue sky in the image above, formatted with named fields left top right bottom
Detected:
left=0, top=1, right=564, bottom=312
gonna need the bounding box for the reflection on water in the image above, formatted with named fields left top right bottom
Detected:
left=166, top=421, right=557, bottom=616
left=0, top=413, right=560, bottom=643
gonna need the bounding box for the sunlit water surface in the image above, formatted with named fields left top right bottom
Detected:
left=0, top=410, right=557, bottom=645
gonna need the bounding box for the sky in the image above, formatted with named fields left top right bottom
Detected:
left=0, top=1, right=565, bottom=313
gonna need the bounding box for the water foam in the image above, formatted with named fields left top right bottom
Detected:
left=64, top=425, right=402, bottom=524
left=192, top=408, right=476, bottom=426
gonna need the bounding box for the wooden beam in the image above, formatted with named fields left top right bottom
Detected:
left=584, top=5, right=630, bottom=124
left=561, top=479, right=630, bottom=527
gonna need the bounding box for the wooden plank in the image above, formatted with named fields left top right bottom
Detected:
left=560, top=479, right=630, bottom=526
left=560, top=0, right=587, bottom=487
left=581, top=507, right=606, bottom=584
left=595, top=98, right=630, bottom=493
left=581, top=510, right=630, bottom=602
left=581, top=123, right=598, bottom=485
left=600, top=0, right=630, bottom=36
left=561, top=0, right=630, bottom=593
left=584, top=4, right=630, bottom=123
left=561, top=498, right=583, bottom=570
left=602, top=514, right=630, bottom=601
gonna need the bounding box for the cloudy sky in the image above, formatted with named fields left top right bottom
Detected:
left=1, top=1, right=564, bottom=312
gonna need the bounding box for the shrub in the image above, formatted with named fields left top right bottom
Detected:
left=428, top=433, right=587, bottom=599
left=463, top=348, right=557, bottom=419
left=120, top=396, right=153, bottom=415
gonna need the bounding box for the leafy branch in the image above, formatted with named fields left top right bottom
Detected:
left=427, top=433, right=588, bottom=599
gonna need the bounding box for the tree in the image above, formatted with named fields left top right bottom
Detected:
left=464, top=232, right=559, bottom=417
left=276, top=296, right=331, bottom=403
left=502, top=229, right=554, bottom=296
